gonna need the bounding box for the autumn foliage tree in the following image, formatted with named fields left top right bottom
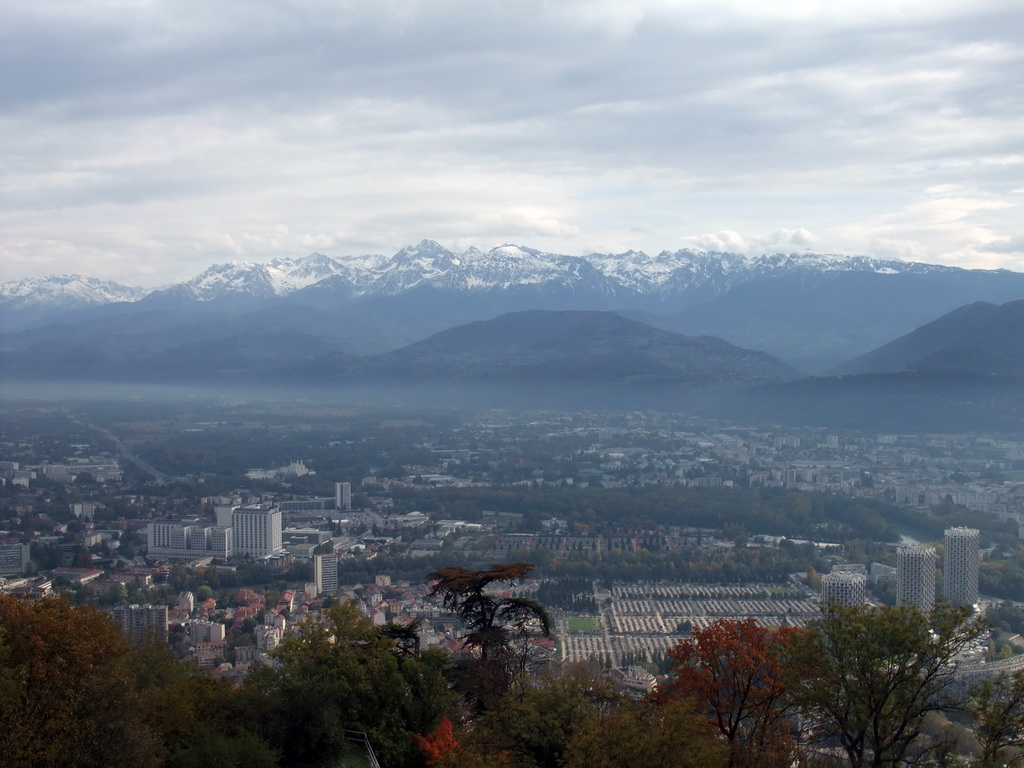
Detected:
left=0, top=594, right=160, bottom=768
left=414, top=717, right=461, bottom=766
left=664, top=618, right=797, bottom=768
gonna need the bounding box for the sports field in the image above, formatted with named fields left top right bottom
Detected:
left=567, top=617, right=600, bottom=632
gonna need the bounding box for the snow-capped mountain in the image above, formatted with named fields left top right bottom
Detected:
left=0, top=274, right=145, bottom=310
left=151, top=240, right=968, bottom=304
left=0, top=240, right=979, bottom=312
left=3, top=240, right=1024, bottom=379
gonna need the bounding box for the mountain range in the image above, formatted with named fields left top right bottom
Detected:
left=2, top=242, right=1024, bottom=430
left=5, top=241, right=1024, bottom=372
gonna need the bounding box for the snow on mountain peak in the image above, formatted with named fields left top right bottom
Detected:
left=1, top=243, right=976, bottom=312
left=0, top=274, right=145, bottom=309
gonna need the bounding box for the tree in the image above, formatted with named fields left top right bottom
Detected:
left=561, top=698, right=728, bottom=768
left=789, top=602, right=986, bottom=768
left=971, top=670, right=1024, bottom=768
left=428, top=563, right=550, bottom=662
left=664, top=618, right=797, bottom=768
left=250, top=602, right=452, bottom=768
left=0, top=594, right=160, bottom=768
left=457, top=664, right=616, bottom=768
left=428, top=563, right=551, bottom=707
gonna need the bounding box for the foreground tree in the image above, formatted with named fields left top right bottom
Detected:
left=247, top=602, right=453, bottom=768
left=790, top=602, right=986, bottom=768
left=664, top=618, right=797, bottom=768
left=560, top=698, right=729, bottom=768
left=0, top=595, right=159, bottom=768
left=449, top=664, right=616, bottom=768
left=971, top=669, right=1024, bottom=768
left=428, top=563, right=551, bottom=708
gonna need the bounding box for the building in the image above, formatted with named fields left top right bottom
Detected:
left=255, top=624, right=283, bottom=653
left=336, top=482, right=352, bottom=511
left=821, top=570, right=867, bottom=609
left=897, top=544, right=936, bottom=614
left=232, top=506, right=284, bottom=558
left=0, top=543, right=30, bottom=575
left=944, top=527, right=980, bottom=607
left=278, top=498, right=333, bottom=512
left=190, top=619, right=227, bottom=643
left=112, top=603, right=169, bottom=644
left=313, top=553, right=338, bottom=596
left=147, top=522, right=233, bottom=560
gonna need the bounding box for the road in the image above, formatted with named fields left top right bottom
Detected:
left=73, top=417, right=168, bottom=485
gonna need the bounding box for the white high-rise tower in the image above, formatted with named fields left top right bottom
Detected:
left=335, top=482, right=352, bottom=511
left=897, top=544, right=936, bottom=615
left=944, top=527, right=980, bottom=607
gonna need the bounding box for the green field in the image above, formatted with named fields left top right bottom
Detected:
left=567, top=617, right=600, bottom=632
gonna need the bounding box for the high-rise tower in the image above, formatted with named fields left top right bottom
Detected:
left=943, top=527, right=980, bottom=607
left=335, top=482, right=352, bottom=511
left=897, top=544, right=935, bottom=614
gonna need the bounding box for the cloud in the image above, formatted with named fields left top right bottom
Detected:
left=1, top=0, right=1023, bottom=282
left=867, top=238, right=930, bottom=261
left=687, top=231, right=748, bottom=252
left=978, top=235, right=1024, bottom=253
left=750, top=228, right=821, bottom=252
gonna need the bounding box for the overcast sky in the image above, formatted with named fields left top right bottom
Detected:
left=2, top=0, right=1022, bottom=287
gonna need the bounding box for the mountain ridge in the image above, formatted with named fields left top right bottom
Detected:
left=4, top=241, right=1023, bottom=373
left=2, top=240, right=995, bottom=311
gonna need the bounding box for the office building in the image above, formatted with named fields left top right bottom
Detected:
left=821, top=571, right=867, bottom=609
left=897, top=544, right=936, bottom=614
left=944, top=527, right=980, bottom=607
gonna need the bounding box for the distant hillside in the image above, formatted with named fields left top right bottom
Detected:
left=833, top=299, right=1024, bottom=376
left=0, top=309, right=800, bottom=410
left=354, top=309, right=799, bottom=384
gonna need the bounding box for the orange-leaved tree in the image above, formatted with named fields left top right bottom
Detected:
left=414, top=716, right=461, bottom=766
left=663, top=618, right=799, bottom=768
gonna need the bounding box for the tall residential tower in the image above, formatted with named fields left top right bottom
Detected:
left=944, top=527, right=980, bottom=607
left=897, top=544, right=936, bottom=614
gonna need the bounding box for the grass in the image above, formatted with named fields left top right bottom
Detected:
left=567, top=617, right=600, bottom=632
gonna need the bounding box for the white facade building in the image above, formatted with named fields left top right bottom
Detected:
left=897, top=544, right=936, bottom=614
left=314, top=553, right=339, bottom=595
left=821, top=571, right=867, bottom=609
left=232, top=506, right=283, bottom=558
left=944, top=527, right=980, bottom=607
left=147, top=522, right=232, bottom=560
left=336, top=482, right=352, bottom=511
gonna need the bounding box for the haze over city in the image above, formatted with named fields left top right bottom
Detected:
left=2, top=0, right=1023, bottom=286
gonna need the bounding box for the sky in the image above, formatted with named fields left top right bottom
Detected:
left=2, top=0, right=1023, bottom=288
